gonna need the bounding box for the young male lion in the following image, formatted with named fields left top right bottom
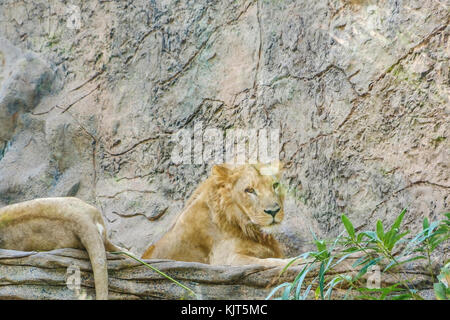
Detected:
left=142, top=162, right=298, bottom=267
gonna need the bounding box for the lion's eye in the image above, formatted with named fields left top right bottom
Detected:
left=245, top=187, right=256, bottom=194
left=273, top=182, right=280, bottom=190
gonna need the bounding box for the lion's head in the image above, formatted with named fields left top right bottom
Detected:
left=210, top=161, right=285, bottom=235
left=142, top=161, right=287, bottom=262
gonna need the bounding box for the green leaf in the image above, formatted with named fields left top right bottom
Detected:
left=341, top=214, right=355, bottom=239
left=388, top=231, right=409, bottom=252
left=355, top=257, right=382, bottom=280
left=361, top=231, right=379, bottom=241
left=325, top=277, right=344, bottom=300
left=389, top=208, right=406, bottom=236
left=330, top=232, right=345, bottom=252
left=314, top=286, right=321, bottom=300
left=390, top=293, right=414, bottom=300
left=352, top=255, right=370, bottom=268
left=294, top=265, right=313, bottom=300
left=301, top=284, right=313, bottom=300
left=324, top=256, right=335, bottom=272
left=266, top=282, right=291, bottom=300
left=380, top=285, right=403, bottom=300
left=280, top=251, right=312, bottom=275
left=282, top=283, right=292, bottom=300
left=403, top=222, right=439, bottom=254
left=376, top=220, right=385, bottom=242
left=356, top=232, right=366, bottom=242
left=315, top=240, right=327, bottom=253
left=423, top=217, right=429, bottom=230
left=343, top=246, right=361, bottom=253
left=358, top=283, right=406, bottom=300
left=343, top=287, right=353, bottom=300
left=312, top=250, right=329, bottom=261
left=331, top=252, right=354, bottom=269
left=383, top=255, right=426, bottom=272
left=318, top=261, right=325, bottom=300
left=355, top=294, right=378, bottom=300
left=384, top=209, right=407, bottom=251
left=434, top=283, right=448, bottom=300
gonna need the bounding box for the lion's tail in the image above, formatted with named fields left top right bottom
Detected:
left=76, top=221, right=108, bottom=300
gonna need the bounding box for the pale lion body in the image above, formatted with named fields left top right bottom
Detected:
left=0, top=197, right=123, bottom=300
left=142, top=162, right=297, bottom=267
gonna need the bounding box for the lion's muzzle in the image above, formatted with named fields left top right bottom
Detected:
left=264, top=203, right=281, bottom=217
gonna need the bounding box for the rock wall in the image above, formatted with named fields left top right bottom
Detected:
left=0, top=0, right=449, bottom=258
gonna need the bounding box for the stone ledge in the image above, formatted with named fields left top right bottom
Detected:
left=0, top=248, right=437, bottom=300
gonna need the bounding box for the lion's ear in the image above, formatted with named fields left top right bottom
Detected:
left=259, top=160, right=284, bottom=177
left=211, top=164, right=231, bottom=178
left=273, top=160, right=284, bottom=178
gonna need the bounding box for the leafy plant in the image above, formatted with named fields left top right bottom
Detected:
left=266, top=229, right=354, bottom=300
left=266, top=210, right=449, bottom=300
left=434, top=262, right=450, bottom=300
left=409, top=212, right=449, bottom=281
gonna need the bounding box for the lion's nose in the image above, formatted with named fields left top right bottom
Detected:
left=264, top=204, right=280, bottom=217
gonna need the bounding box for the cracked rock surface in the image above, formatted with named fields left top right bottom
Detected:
left=0, top=0, right=448, bottom=263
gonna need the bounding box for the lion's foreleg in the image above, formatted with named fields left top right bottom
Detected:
left=220, top=253, right=309, bottom=268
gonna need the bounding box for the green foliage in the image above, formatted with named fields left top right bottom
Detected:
left=266, top=233, right=347, bottom=301
left=266, top=210, right=449, bottom=300
left=434, top=262, right=450, bottom=300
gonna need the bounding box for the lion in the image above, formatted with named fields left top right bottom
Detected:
left=0, top=197, right=126, bottom=300
left=142, top=162, right=299, bottom=267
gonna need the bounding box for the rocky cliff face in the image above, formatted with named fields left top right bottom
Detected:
left=0, top=0, right=448, bottom=257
